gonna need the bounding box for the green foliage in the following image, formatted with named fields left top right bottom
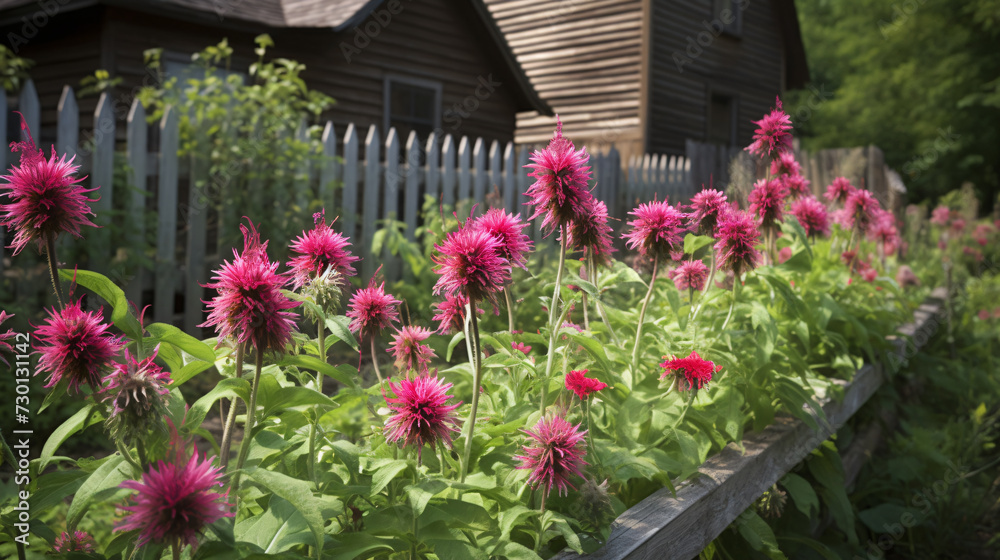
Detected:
left=0, top=44, right=33, bottom=92
left=78, top=69, right=122, bottom=98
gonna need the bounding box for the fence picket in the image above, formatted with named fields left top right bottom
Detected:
left=319, top=121, right=337, bottom=213
left=155, top=107, right=180, bottom=324
left=124, top=99, right=147, bottom=305
left=425, top=131, right=440, bottom=205
left=90, top=92, right=114, bottom=276
left=185, top=127, right=209, bottom=334
left=18, top=79, right=40, bottom=143
left=489, top=140, right=502, bottom=209
left=458, top=136, right=471, bottom=207
left=404, top=130, right=421, bottom=240
left=382, top=127, right=400, bottom=282
left=361, top=124, right=381, bottom=279
left=294, top=119, right=310, bottom=212
left=503, top=142, right=516, bottom=214
left=441, top=134, right=456, bottom=207
left=57, top=86, right=78, bottom=159
left=516, top=145, right=530, bottom=220
left=342, top=124, right=359, bottom=244
left=473, top=137, right=486, bottom=210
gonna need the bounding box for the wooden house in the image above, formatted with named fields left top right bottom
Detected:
left=0, top=0, right=551, bottom=146
left=483, top=0, right=809, bottom=159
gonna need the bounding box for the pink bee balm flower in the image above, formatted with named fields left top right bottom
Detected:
left=515, top=415, right=588, bottom=498
left=688, top=188, right=728, bottom=236
left=745, top=96, right=793, bottom=158
left=748, top=178, right=788, bottom=230
left=895, top=265, right=920, bottom=287
left=54, top=531, right=96, bottom=553
left=387, top=325, right=435, bottom=375
left=524, top=117, right=595, bottom=235
left=101, top=345, right=172, bottom=441
left=475, top=207, right=533, bottom=271
left=35, top=299, right=123, bottom=394
left=565, top=369, right=607, bottom=400
left=347, top=275, right=401, bottom=339
left=929, top=205, right=951, bottom=226
left=565, top=198, right=616, bottom=267
left=978, top=310, right=991, bottom=321
left=790, top=196, right=830, bottom=238
left=116, top=451, right=232, bottom=549
left=0, top=310, right=15, bottom=368
left=777, top=246, right=793, bottom=264
left=950, top=218, right=966, bottom=233
left=0, top=114, right=99, bottom=255
left=770, top=151, right=801, bottom=177
left=432, top=293, right=474, bottom=335
left=287, top=209, right=359, bottom=289
left=861, top=267, right=878, bottom=283
left=201, top=221, right=299, bottom=353
left=824, top=177, right=856, bottom=205
left=433, top=222, right=510, bottom=306
left=512, top=341, right=532, bottom=354
left=840, top=189, right=882, bottom=235
left=714, top=209, right=762, bottom=278
left=383, top=374, right=462, bottom=460
left=659, top=351, right=722, bottom=391
left=782, top=173, right=811, bottom=199
left=869, top=210, right=899, bottom=249
left=622, top=200, right=688, bottom=260
left=669, top=260, right=709, bottom=292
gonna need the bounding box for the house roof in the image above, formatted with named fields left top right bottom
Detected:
left=0, top=0, right=552, bottom=114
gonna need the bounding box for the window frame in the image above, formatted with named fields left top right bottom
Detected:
left=705, top=88, right=739, bottom=147
left=383, top=75, right=443, bottom=136
left=712, top=0, right=743, bottom=38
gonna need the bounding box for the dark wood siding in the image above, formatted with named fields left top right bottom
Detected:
left=484, top=0, right=645, bottom=152
left=648, top=0, right=788, bottom=155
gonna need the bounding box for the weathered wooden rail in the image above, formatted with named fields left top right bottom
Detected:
left=554, top=288, right=947, bottom=559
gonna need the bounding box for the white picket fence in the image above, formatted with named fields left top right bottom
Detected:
left=0, top=80, right=693, bottom=333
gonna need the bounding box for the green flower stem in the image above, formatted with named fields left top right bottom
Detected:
left=540, top=230, right=569, bottom=416
left=719, top=278, right=741, bottom=333
left=219, top=342, right=246, bottom=472
left=232, top=350, right=265, bottom=502
left=691, top=253, right=717, bottom=325
left=117, top=440, right=143, bottom=475
left=309, top=319, right=325, bottom=489
left=370, top=337, right=384, bottom=386
left=135, top=438, right=148, bottom=467
left=630, top=255, right=660, bottom=373
left=45, top=233, right=64, bottom=309
left=460, top=300, right=483, bottom=483
left=590, top=253, right=621, bottom=346
left=317, top=318, right=327, bottom=365
left=534, top=491, right=549, bottom=552
left=172, top=539, right=181, bottom=560
left=504, top=286, right=516, bottom=334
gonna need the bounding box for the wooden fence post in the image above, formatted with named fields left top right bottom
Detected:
left=382, top=126, right=400, bottom=282
left=319, top=121, right=338, bottom=214
left=441, top=134, right=456, bottom=208
left=404, top=130, right=421, bottom=241
left=425, top=131, right=440, bottom=206
left=342, top=124, right=359, bottom=245
left=124, top=99, right=147, bottom=306
left=362, top=124, right=381, bottom=279
left=90, top=92, right=115, bottom=277
left=155, top=107, right=179, bottom=325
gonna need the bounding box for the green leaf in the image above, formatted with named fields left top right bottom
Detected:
left=260, top=385, right=337, bottom=419
left=405, top=478, right=448, bottom=517
left=325, top=316, right=359, bottom=351
left=244, top=467, right=341, bottom=553
left=67, top=454, right=131, bottom=529
left=234, top=495, right=313, bottom=553
left=40, top=404, right=101, bottom=471
left=58, top=269, right=142, bottom=339
left=184, top=377, right=252, bottom=431
left=29, top=470, right=89, bottom=516
left=735, top=510, right=788, bottom=560
left=780, top=473, right=819, bottom=517
left=370, top=459, right=410, bottom=495
left=566, top=332, right=612, bottom=374
left=683, top=233, right=715, bottom=255
left=145, top=322, right=216, bottom=363
left=447, top=331, right=467, bottom=362
left=777, top=535, right=840, bottom=560
left=277, top=354, right=356, bottom=388
left=498, top=505, right=535, bottom=541
left=858, top=503, right=911, bottom=534
left=328, top=533, right=398, bottom=560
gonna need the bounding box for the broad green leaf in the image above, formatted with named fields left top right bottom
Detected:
left=244, top=467, right=341, bottom=552
left=327, top=533, right=398, bottom=560
left=29, top=470, right=89, bottom=516
left=780, top=473, right=819, bottom=517
left=447, top=331, right=467, bottom=362
left=370, top=459, right=410, bottom=495
left=146, top=322, right=216, bottom=362
left=40, top=404, right=101, bottom=471
left=683, top=233, right=715, bottom=255
left=58, top=269, right=142, bottom=339
left=184, top=377, right=252, bottom=431
left=498, top=505, right=535, bottom=540
left=735, top=510, right=788, bottom=560
left=260, top=385, right=337, bottom=419
left=67, top=454, right=131, bottom=529
left=857, top=503, right=911, bottom=534
left=234, top=495, right=313, bottom=553
left=404, top=478, right=448, bottom=517
left=777, top=535, right=840, bottom=560
left=278, top=353, right=357, bottom=388
left=566, top=332, right=612, bottom=374
left=325, top=316, right=359, bottom=351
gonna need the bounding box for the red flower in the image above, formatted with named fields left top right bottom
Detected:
left=777, top=246, right=793, bottom=264
left=782, top=173, right=811, bottom=199
left=862, top=267, right=878, bottom=283
left=659, top=351, right=721, bottom=391
left=869, top=209, right=899, bottom=252
left=669, top=260, right=709, bottom=292
left=524, top=117, right=595, bottom=235
left=895, top=265, right=920, bottom=287
left=475, top=207, right=533, bottom=271
left=770, top=151, right=801, bottom=177
left=622, top=200, right=688, bottom=260
left=565, top=198, right=616, bottom=266
left=512, top=341, right=532, bottom=354
left=287, top=209, right=359, bottom=290
left=54, top=531, right=95, bottom=553
left=387, top=325, right=435, bottom=375
left=0, top=113, right=98, bottom=254
left=201, top=221, right=299, bottom=353
left=713, top=209, right=761, bottom=278
left=515, top=415, right=588, bottom=498
left=384, top=374, right=462, bottom=460
left=433, top=221, right=510, bottom=306
left=347, top=274, right=401, bottom=339
left=116, top=451, right=232, bottom=549
left=565, top=369, right=607, bottom=399
left=745, top=96, right=793, bottom=158
left=688, top=188, right=728, bottom=236
left=748, top=178, right=788, bottom=230
left=432, top=293, right=475, bottom=335
left=790, top=196, right=830, bottom=238
left=929, top=205, right=950, bottom=226
left=0, top=310, right=15, bottom=368
left=101, top=346, right=172, bottom=441
left=824, top=177, right=855, bottom=205
left=840, top=189, right=881, bottom=235
left=35, top=299, right=123, bottom=394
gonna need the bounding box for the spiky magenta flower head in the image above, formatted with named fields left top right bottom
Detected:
left=524, top=117, right=595, bottom=235
left=287, top=209, right=359, bottom=290
left=790, top=196, right=830, bottom=238
left=54, top=531, right=96, bottom=553
left=565, top=369, right=607, bottom=400
left=201, top=221, right=299, bottom=353
left=714, top=209, right=762, bottom=278
left=669, top=260, right=709, bottom=292
left=782, top=173, right=811, bottom=199
left=659, top=351, right=721, bottom=391
left=770, top=151, right=801, bottom=177
left=0, top=113, right=99, bottom=255
left=35, top=299, right=123, bottom=394
left=116, top=451, right=232, bottom=549
left=869, top=209, right=900, bottom=252
left=474, top=207, right=533, bottom=271
left=688, top=188, right=728, bottom=236
left=564, top=198, right=616, bottom=267
left=748, top=178, right=789, bottom=230
left=383, top=374, right=461, bottom=460
left=841, top=188, right=882, bottom=235
left=0, top=310, right=15, bottom=368
left=387, top=325, right=435, bottom=375
left=101, top=345, right=172, bottom=442
left=515, top=415, right=588, bottom=498
left=824, top=177, right=856, bottom=205
left=432, top=293, right=472, bottom=335
left=622, top=199, right=688, bottom=260
left=745, top=97, right=793, bottom=159
left=347, top=272, right=401, bottom=340
left=433, top=220, right=510, bottom=306
left=929, top=205, right=951, bottom=226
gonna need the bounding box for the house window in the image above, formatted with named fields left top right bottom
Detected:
left=713, top=0, right=743, bottom=37
left=385, top=77, right=441, bottom=139
left=707, top=94, right=736, bottom=146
